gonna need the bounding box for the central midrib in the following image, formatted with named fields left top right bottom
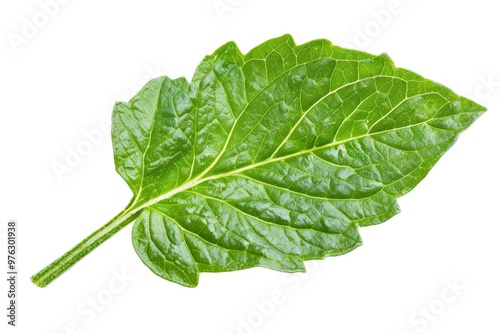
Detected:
left=129, top=115, right=445, bottom=218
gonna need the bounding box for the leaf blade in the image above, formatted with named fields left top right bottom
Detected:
left=112, top=35, right=485, bottom=286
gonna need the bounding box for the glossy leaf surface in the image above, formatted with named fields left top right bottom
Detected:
left=109, top=35, right=485, bottom=286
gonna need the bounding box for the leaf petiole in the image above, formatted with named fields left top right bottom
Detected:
left=31, top=203, right=140, bottom=287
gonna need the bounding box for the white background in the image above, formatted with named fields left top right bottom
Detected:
left=1, top=0, right=499, bottom=333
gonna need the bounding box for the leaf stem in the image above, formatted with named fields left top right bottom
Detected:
left=31, top=203, right=140, bottom=287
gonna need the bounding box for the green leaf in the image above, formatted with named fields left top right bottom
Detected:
left=31, top=35, right=485, bottom=288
